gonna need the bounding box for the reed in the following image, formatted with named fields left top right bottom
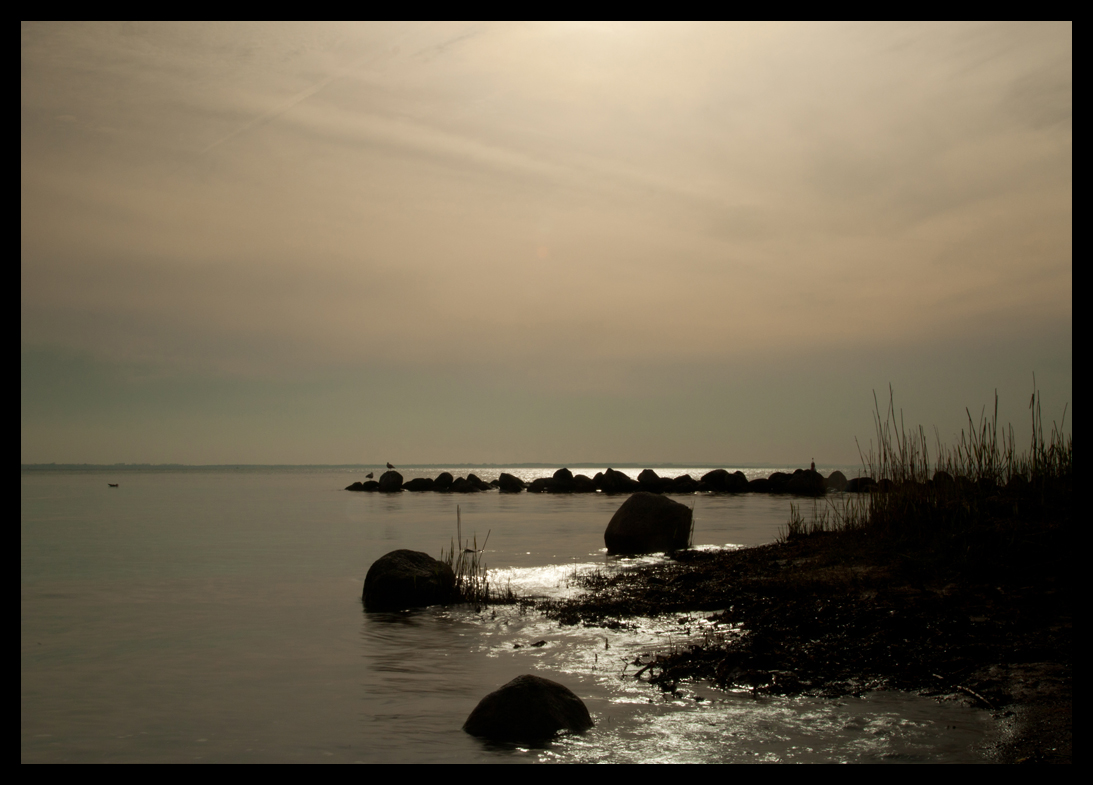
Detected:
left=782, top=379, right=1072, bottom=568
left=439, top=505, right=517, bottom=609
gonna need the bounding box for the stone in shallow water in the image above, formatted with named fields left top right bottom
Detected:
left=604, top=491, right=692, bottom=554
left=362, top=549, right=455, bottom=611
left=463, top=674, right=593, bottom=742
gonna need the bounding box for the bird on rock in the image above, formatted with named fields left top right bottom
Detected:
left=387, top=462, right=395, bottom=469
left=365, top=472, right=374, bottom=479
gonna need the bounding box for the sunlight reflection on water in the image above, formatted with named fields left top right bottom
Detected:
left=22, top=469, right=992, bottom=763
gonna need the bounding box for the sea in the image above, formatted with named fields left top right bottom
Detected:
left=21, top=465, right=996, bottom=763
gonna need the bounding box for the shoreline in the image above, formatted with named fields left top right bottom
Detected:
left=536, top=518, right=1072, bottom=763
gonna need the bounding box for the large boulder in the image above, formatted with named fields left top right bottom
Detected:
left=463, top=674, right=593, bottom=742
left=604, top=492, right=693, bottom=555
left=378, top=470, right=403, bottom=493
left=362, top=549, right=455, bottom=611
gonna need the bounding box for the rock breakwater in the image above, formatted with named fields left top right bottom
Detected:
left=345, top=466, right=852, bottom=495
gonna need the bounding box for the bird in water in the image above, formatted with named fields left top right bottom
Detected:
left=108, top=483, right=119, bottom=488
left=386, top=462, right=395, bottom=469
left=365, top=472, right=374, bottom=479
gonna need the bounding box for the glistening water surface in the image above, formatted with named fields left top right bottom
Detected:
left=21, top=468, right=993, bottom=762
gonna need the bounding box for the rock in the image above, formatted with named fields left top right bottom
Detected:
left=463, top=674, right=593, bottom=742
left=700, top=469, right=749, bottom=493
left=604, top=492, right=693, bottom=555
left=572, top=474, right=597, bottom=493
left=402, top=477, right=435, bottom=492
left=433, top=472, right=454, bottom=491
left=846, top=476, right=876, bottom=493
left=527, top=477, right=555, bottom=493
left=552, top=467, right=574, bottom=483
left=669, top=474, right=698, bottom=494
left=767, top=472, right=791, bottom=493
left=497, top=472, right=526, bottom=493
left=932, top=470, right=955, bottom=487
left=362, top=549, right=456, bottom=611
left=346, top=480, right=380, bottom=492
left=785, top=469, right=825, bottom=496
left=467, top=473, right=492, bottom=491
left=824, top=470, right=848, bottom=491
left=449, top=476, right=481, bottom=493
left=748, top=477, right=772, bottom=493
left=378, top=470, right=403, bottom=493
left=598, top=468, right=640, bottom=494
left=550, top=467, right=576, bottom=493
left=700, top=468, right=730, bottom=490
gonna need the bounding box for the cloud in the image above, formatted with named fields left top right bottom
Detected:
left=21, top=22, right=1071, bottom=463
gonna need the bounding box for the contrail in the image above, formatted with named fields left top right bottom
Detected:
left=198, top=25, right=432, bottom=156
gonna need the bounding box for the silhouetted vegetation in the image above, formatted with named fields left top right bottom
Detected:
left=440, top=505, right=518, bottom=610
left=780, top=382, right=1071, bottom=580
left=538, top=383, right=1072, bottom=762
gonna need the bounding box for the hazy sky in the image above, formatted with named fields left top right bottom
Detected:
left=21, top=21, right=1072, bottom=466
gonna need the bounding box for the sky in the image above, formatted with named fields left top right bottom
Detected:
left=21, top=21, right=1072, bottom=466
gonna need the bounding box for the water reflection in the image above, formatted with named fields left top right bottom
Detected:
left=360, top=598, right=993, bottom=763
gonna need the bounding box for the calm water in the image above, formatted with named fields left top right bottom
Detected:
left=21, top=467, right=993, bottom=763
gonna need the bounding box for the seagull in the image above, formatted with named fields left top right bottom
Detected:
left=386, top=462, right=395, bottom=469
left=108, top=483, right=119, bottom=487
left=365, top=472, right=374, bottom=479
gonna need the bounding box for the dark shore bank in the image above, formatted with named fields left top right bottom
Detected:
left=537, top=477, right=1072, bottom=763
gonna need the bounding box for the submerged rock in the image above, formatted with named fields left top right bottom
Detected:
left=362, top=549, right=455, bottom=611
left=463, top=674, right=593, bottom=742
left=604, top=492, right=693, bottom=554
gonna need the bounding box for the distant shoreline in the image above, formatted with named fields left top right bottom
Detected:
left=20, top=462, right=861, bottom=472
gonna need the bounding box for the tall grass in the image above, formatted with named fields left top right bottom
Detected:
left=782, top=379, right=1072, bottom=559
left=439, top=505, right=515, bottom=609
